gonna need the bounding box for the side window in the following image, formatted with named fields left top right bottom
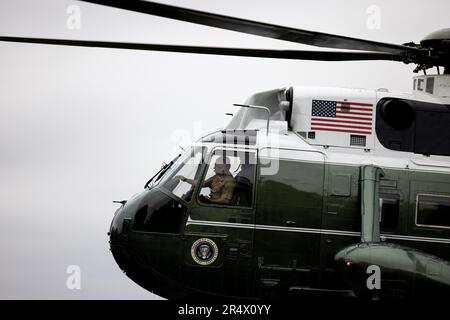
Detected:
left=416, top=194, right=450, bottom=228
left=198, top=150, right=256, bottom=207
left=379, top=194, right=400, bottom=231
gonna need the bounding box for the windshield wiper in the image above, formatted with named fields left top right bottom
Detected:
left=144, top=154, right=181, bottom=189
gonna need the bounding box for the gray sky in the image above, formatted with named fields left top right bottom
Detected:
left=0, top=0, right=449, bottom=299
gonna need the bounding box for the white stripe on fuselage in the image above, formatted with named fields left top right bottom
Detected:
left=186, top=219, right=450, bottom=244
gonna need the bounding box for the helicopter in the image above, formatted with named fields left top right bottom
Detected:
left=2, top=0, right=450, bottom=300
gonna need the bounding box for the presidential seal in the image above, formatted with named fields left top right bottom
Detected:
left=191, top=238, right=219, bottom=266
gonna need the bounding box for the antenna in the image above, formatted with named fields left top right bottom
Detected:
left=233, top=103, right=270, bottom=135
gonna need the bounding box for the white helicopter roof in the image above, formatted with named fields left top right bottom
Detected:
left=218, top=76, right=450, bottom=173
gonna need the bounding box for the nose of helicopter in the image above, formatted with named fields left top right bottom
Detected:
left=109, top=194, right=155, bottom=292
left=108, top=188, right=189, bottom=297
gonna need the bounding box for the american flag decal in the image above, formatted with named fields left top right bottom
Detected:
left=311, top=99, right=373, bottom=135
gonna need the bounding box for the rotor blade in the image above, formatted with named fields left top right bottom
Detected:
left=0, top=36, right=400, bottom=61
left=78, top=0, right=420, bottom=55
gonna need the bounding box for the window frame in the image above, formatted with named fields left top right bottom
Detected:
left=415, top=193, right=450, bottom=230
left=159, top=146, right=207, bottom=204
left=195, top=146, right=258, bottom=209
left=379, top=193, right=400, bottom=231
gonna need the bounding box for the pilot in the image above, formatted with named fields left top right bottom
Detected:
left=177, top=156, right=235, bottom=205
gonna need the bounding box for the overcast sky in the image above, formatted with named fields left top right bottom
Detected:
left=0, top=0, right=449, bottom=299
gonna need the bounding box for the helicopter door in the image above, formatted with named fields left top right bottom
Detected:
left=255, top=148, right=325, bottom=298
left=183, top=148, right=258, bottom=298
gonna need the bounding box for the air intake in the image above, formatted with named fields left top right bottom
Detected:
left=350, top=135, right=366, bottom=146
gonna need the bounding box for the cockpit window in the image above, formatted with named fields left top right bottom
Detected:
left=133, top=189, right=187, bottom=234
left=160, top=147, right=206, bottom=202
left=198, top=150, right=256, bottom=207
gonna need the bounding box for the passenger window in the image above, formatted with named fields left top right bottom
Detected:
left=198, top=150, right=256, bottom=207
left=416, top=194, right=450, bottom=228
left=379, top=195, right=400, bottom=230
